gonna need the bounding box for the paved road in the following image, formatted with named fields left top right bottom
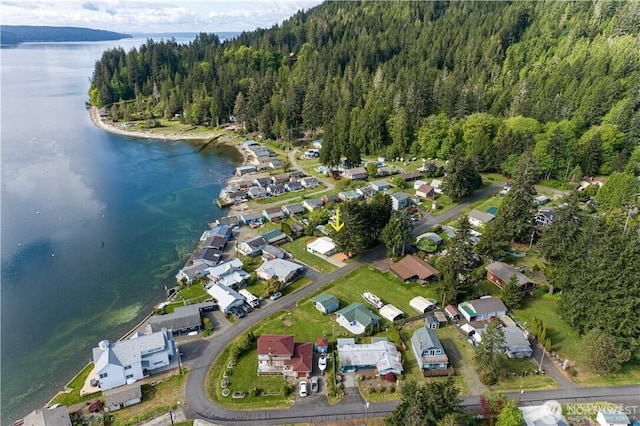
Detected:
left=182, top=181, right=639, bottom=424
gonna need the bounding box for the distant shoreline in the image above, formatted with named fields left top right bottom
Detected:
left=88, top=107, right=247, bottom=166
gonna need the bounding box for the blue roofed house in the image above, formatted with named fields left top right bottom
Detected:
left=391, top=192, right=411, bottom=210
left=335, top=303, right=380, bottom=335
left=312, top=293, right=340, bottom=314
left=410, top=327, right=451, bottom=376
left=92, top=329, right=176, bottom=391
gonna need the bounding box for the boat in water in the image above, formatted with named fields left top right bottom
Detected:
left=362, top=292, right=384, bottom=309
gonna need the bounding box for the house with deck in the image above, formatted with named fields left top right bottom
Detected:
left=303, top=198, right=324, bottom=212
left=282, top=203, right=305, bottom=217
left=300, top=176, right=319, bottom=188
left=237, top=235, right=268, bottom=256
left=205, top=258, right=250, bottom=289
left=343, top=167, right=368, bottom=180
left=410, top=326, right=450, bottom=376
left=148, top=302, right=216, bottom=334
left=416, top=184, right=436, bottom=200
left=240, top=212, right=264, bottom=226
left=263, top=207, right=286, bottom=222
left=257, top=334, right=313, bottom=378
left=92, top=329, right=176, bottom=391
left=336, top=337, right=403, bottom=376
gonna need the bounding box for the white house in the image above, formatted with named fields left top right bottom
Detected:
left=237, top=235, right=268, bottom=256
left=468, top=209, right=496, bottom=228
left=206, top=283, right=245, bottom=313
left=430, top=179, right=443, bottom=194
left=175, top=260, right=210, bottom=284
left=92, top=329, right=176, bottom=391
left=343, top=167, right=368, bottom=180
left=458, top=297, right=507, bottom=322
left=307, top=237, right=337, bottom=256
left=205, top=258, right=250, bottom=289
left=370, top=180, right=391, bottom=192
left=256, top=259, right=304, bottom=283
left=391, top=192, right=411, bottom=210
left=337, top=337, right=403, bottom=376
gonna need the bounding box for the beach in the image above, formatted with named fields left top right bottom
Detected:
left=89, top=107, right=248, bottom=166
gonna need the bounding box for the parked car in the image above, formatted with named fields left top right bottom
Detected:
left=299, top=380, right=308, bottom=397
left=310, top=376, right=319, bottom=393
left=230, top=307, right=245, bottom=318
left=239, top=303, right=252, bottom=313
left=270, top=291, right=283, bottom=301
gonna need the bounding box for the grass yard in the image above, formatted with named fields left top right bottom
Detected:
left=110, top=370, right=188, bottom=426
left=489, top=358, right=556, bottom=393
left=511, top=294, right=640, bottom=385
left=50, top=363, right=99, bottom=406
left=320, top=265, right=440, bottom=316
left=282, top=236, right=337, bottom=274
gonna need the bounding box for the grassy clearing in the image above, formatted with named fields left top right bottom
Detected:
left=50, top=363, right=99, bottom=406
left=282, top=236, right=337, bottom=274
left=511, top=294, right=640, bottom=385
left=110, top=371, right=188, bottom=426
left=489, top=359, right=556, bottom=393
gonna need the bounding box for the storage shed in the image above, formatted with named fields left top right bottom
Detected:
left=379, top=304, right=404, bottom=322
left=410, top=296, right=436, bottom=313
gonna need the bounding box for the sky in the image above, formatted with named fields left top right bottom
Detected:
left=1, top=0, right=325, bottom=34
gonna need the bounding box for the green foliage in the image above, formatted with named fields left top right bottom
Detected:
left=391, top=175, right=406, bottom=189
left=385, top=378, right=462, bottom=426
left=417, top=236, right=438, bottom=253
left=437, top=215, right=478, bottom=303
left=473, top=320, right=507, bottom=384
left=496, top=399, right=524, bottom=426
left=595, top=172, right=639, bottom=209
left=501, top=275, right=522, bottom=309
left=381, top=210, right=413, bottom=256
left=441, top=147, right=482, bottom=201
left=581, top=329, right=631, bottom=374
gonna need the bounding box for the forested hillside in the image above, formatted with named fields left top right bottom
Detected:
left=1, top=25, right=131, bottom=46
left=89, top=0, right=640, bottom=177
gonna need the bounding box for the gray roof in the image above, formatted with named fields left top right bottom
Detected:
left=93, top=330, right=173, bottom=372
left=486, top=261, right=534, bottom=287
left=411, top=327, right=444, bottom=354
left=337, top=338, right=403, bottom=374
left=216, top=216, right=239, bottom=227
left=262, top=244, right=286, bottom=258
left=284, top=203, right=305, bottom=215
left=598, top=410, right=630, bottom=425
left=148, top=302, right=214, bottom=332
left=245, top=235, right=268, bottom=248
left=22, top=407, right=72, bottom=426
left=503, top=327, right=531, bottom=353
left=391, top=192, right=410, bottom=201
left=469, top=209, right=495, bottom=223
left=465, top=297, right=507, bottom=316
left=256, top=259, right=302, bottom=280
left=104, top=383, right=142, bottom=406
left=242, top=212, right=263, bottom=221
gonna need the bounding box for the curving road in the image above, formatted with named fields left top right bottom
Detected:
left=181, top=181, right=639, bottom=424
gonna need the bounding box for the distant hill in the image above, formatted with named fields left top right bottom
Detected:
left=0, top=25, right=131, bottom=46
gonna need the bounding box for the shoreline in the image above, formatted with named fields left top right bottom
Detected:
left=88, top=107, right=248, bottom=167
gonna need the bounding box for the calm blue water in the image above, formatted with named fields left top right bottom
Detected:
left=1, top=38, right=238, bottom=423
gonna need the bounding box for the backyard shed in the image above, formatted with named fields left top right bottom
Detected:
left=410, top=296, right=436, bottom=313
left=379, top=304, right=404, bottom=322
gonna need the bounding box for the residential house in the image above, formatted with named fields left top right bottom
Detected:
left=192, top=247, right=222, bottom=266
left=337, top=337, right=403, bottom=376
left=468, top=209, right=495, bottom=228
left=148, top=302, right=216, bottom=334
left=312, top=293, right=340, bottom=314
left=254, top=161, right=270, bottom=171
left=426, top=315, right=440, bottom=329
left=175, top=261, right=209, bottom=284
left=20, top=407, right=72, bottom=426
left=416, top=184, right=436, bottom=200
left=240, top=212, right=263, bottom=226
left=370, top=180, right=391, bottom=192
left=391, top=192, right=411, bottom=210
left=225, top=190, right=247, bottom=204
left=444, top=305, right=461, bottom=322
left=202, top=235, right=226, bottom=251
left=401, top=171, right=423, bottom=182
left=356, top=185, right=376, bottom=198
left=535, top=195, right=550, bottom=205
left=300, top=176, right=319, bottom=189
left=263, top=207, right=286, bottom=222
left=430, top=179, right=444, bottom=194
left=596, top=410, right=630, bottom=426
left=377, top=165, right=390, bottom=176
left=282, top=203, right=305, bottom=217
left=307, top=236, right=337, bottom=256
left=271, top=173, right=290, bottom=184
left=262, top=229, right=289, bottom=245
left=343, top=167, right=368, bottom=180
left=458, top=297, right=507, bottom=322
left=247, top=186, right=268, bottom=199
left=237, top=235, right=268, bottom=256
left=288, top=170, right=305, bottom=179
left=339, top=190, right=363, bottom=201
left=410, top=296, right=437, bottom=314
left=390, top=255, right=439, bottom=283
left=92, top=329, right=176, bottom=391
left=379, top=304, right=404, bottom=322
left=303, top=198, right=323, bottom=212
left=104, top=383, right=143, bottom=412
left=236, top=165, right=257, bottom=176
left=200, top=226, right=232, bottom=242
left=322, top=194, right=340, bottom=204
left=257, top=334, right=313, bottom=378
left=205, top=258, right=250, bottom=289
left=485, top=261, right=536, bottom=295
left=215, top=216, right=239, bottom=228
left=267, top=184, right=286, bottom=196
left=503, top=327, right=533, bottom=358
left=256, top=259, right=303, bottom=283
left=254, top=177, right=271, bottom=188
left=416, top=232, right=443, bottom=245
left=242, top=140, right=260, bottom=148
left=261, top=244, right=288, bottom=261
left=206, top=283, right=245, bottom=313
left=335, top=303, right=380, bottom=335
left=535, top=209, right=556, bottom=227
left=413, top=179, right=429, bottom=190
left=520, top=405, right=569, bottom=426
left=284, top=181, right=303, bottom=192
left=290, top=222, right=305, bottom=237
left=315, top=337, right=329, bottom=354
left=268, top=159, right=283, bottom=169
left=411, top=327, right=450, bottom=375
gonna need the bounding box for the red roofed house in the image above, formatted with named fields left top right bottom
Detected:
left=257, top=334, right=313, bottom=378
left=315, top=337, right=329, bottom=354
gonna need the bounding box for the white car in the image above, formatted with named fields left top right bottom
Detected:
left=299, top=380, right=308, bottom=397
left=270, top=291, right=283, bottom=301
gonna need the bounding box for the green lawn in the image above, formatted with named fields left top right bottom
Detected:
left=489, top=358, right=556, bottom=392
left=320, top=265, right=440, bottom=315
left=50, top=363, right=99, bottom=406
left=282, top=236, right=337, bottom=274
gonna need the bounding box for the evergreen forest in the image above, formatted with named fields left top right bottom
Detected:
left=89, top=0, right=640, bottom=177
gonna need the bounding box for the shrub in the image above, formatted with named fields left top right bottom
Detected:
left=88, top=400, right=103, bottom=413
left=479, top=371, right=498, bottom=385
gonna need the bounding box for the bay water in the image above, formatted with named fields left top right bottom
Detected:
left=1, top=37, right=238, bottom=422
